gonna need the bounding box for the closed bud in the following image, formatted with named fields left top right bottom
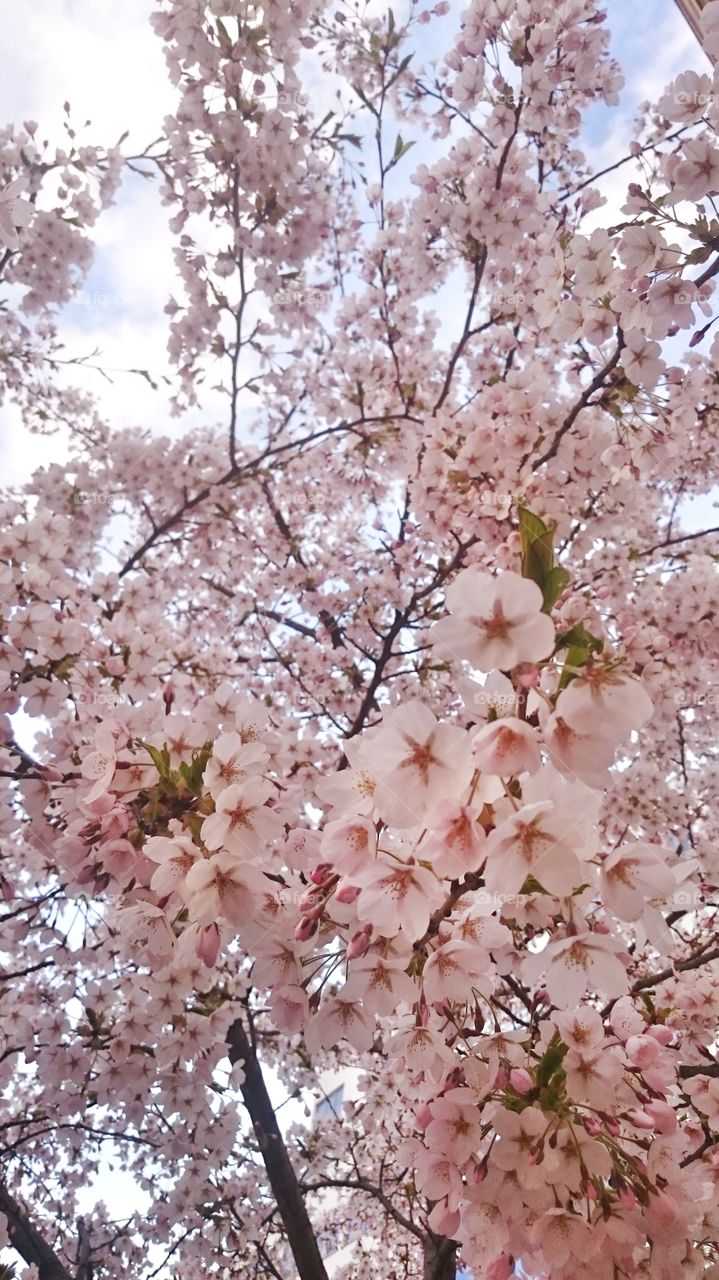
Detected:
left=295, top=914, right=319, bottom=942
left=335, top=881, right=360, bottom=904
left=309, top=862, right=334, bottom=886
left=347, top=926, right=372, bottom=959
left=509, top=1067, right=534, bottom=1095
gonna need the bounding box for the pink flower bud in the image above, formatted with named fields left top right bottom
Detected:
left=196, top=922, right=221, bottom=967
left=347, top=926, right=372, bottom=960
left=298, top=887, right=322, bottom=912
left=509, top=1068, right=533, bottom=1095
left=619, top=1186, right=637, bottom=1210
left=294, top=914, right=319, bottom=942
left=335, top=881, right=360, bottom=904
left=309, top=862, right=334, bottom=886
left=626, top=1034, right=660, bottom=1068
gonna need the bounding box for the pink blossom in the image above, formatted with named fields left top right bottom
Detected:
left=600, top=842, right=675, bottom=922
left=471, top=716, right=541, bottom=776
left=80, top=727, right=117, bottom=803
left=184, top=853, right=267, bottom=927
left=554, top=670, right=653, bottom=744
left=425, top=801, right=488, bottom=877
left=144, top=832, right=199, bottom=898
left=0, top=177, right=33, bottom=250
left=203, top=732, right=269, bottom=799
left=432, top=570, right=555, bottom=672
left=355, top=853, right=442, bottom=938
left=200, top=777, right=282, bottom=855
left=525, top=931, right=629, bottom=1006
left=370, top=701, right=472, bottom=828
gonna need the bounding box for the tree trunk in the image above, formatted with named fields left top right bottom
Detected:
left=423, top=1237, right=457, bottom=1280
left=227, top=1019, right=330, bottom=1280
left=0, top=1182, right=72, bottom=1280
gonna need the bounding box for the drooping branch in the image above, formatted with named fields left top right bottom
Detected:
left=0, top=1182, right=73, bottom=1280
left=226, top=1019, right=330, bottom=1280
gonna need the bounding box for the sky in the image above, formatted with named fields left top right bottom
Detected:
left=0, top=0, right=714, bottom=1264
left=0, top=0, right=710, bottom=487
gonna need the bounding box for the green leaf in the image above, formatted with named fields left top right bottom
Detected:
left=554, top=623, right=604, bottom=690
left=554, top=622, right=603, bottom=655
left=518, top=506, right=558, bottom=596
left=391, top=133, right=415, bottom=165
left=541, top=564, right=571, bottom=612
left=535, top=1034, right=568, bottom=1089
left=140, top=740, right=171, bottom=782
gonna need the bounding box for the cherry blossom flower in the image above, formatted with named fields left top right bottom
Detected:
left=80, top=726, right=117, bottom=804
left=471, top=716, right=541, bottom=776
left=0, top=176, right=32, bottom=250
left=530, top=1208, right=595, bottom=1270
left=370, top=701, right=472, bottom=828
left=425, top=1089, right=485, bottom=1165
left=319, top=814, right=377, bottom=876
left=484, top=798, right=588, bottom=897
left=544, top=710, right=616, bottom=788
left=184, top=853, right=267, bottom=927
left=144, top=831, right=199, bottom=898
left=673, top=138, right=719, bottom=201
left=203, top=732, right=269, bottom=799
left=433, top=570, right=555, bottom=672
left=524, top=930, right=629, bottom=1006
left=554, top=669, right=653, bottom=744
left=304, top=990, right=374, bottom=1053
left=600, top=842, right=676, bottom=922
left=355, top=852, right=443, bottom=938
left=119, top=903, right=175, bottom=960
left=425, top=801, right=489, bottom=877
left=200, top=777, right=282, bottom=855
left=422, top=939, right=493, bottom=1004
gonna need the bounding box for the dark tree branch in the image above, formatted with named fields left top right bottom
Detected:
left=530, top=335, right=626, bottom=470
left=679, top=1061, right=719, bottom=1079
left=423, top=1236, right=457, bottom=1280
left=0, top=1182, right=72, bottom=1280
left=226, top=1020, right=330, bottom=1280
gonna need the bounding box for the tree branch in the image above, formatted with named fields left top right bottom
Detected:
left=226, top=1020, right=330, bottom=1280
left=0, top=1182, right=73, bottom=1280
